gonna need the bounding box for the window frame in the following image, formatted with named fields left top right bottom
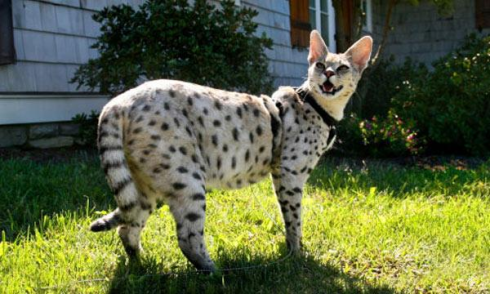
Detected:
left=0, top=0, right=15, bottom=65
left=309, top=0, right=336, bottom=52
left=361, top=0, right=373, bottom=32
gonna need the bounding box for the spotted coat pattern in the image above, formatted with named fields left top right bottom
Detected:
left=90, top=31, right=372, bottom=272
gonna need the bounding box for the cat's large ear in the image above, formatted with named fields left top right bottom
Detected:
left=308, top=30, right=329, bottom=65
left=344, top=36, right=373, bottom=72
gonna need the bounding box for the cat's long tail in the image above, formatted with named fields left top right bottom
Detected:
left=90, top=104, right=139, bottom=232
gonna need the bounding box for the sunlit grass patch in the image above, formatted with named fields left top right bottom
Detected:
left=1, top=157, right=488, bottom=293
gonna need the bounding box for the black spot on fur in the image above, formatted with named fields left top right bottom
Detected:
left=169, top=89, right=176, bottom=97
left=253, top=109, right=260, bottom=117
left=133, top=127, right=142, bottom=134
left=217, top=157, right=222, bottom=169
left=236, top=107, right=242, bottom=118
left=192, top=172, right=202, bottom=180
left=192, top=193, right=205, bottom=200
left=179, top=147, right=187, bottom=155
left=161, top=122, right=169, bottom=131
left=185, top=213, right=201, bottom=222
left=222, top=144, right=228, bottom=152
left=233, top=128, right=239, bottom=141
left=231, top=157, right=236, bottom=169
left=211, top=135, right=219, bottom=146
left=177, top=166, right=188, bottom=173
left=113, top=178, right=132, bottom=196
left=198, top=116, right=204, bottom=127
left=214, top=101, right=222, bottom=110
left=151, top=135, right=161, bottom=141
left=173, top=182, right=186, bottom=190
left=164, top=102, right=170, bottom=110
left=213, top=120, right=221, bottom=127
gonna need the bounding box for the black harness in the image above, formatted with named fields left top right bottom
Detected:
left=295, top=87, right=338, bottom=147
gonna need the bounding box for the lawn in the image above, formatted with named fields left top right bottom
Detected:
left=0, top=152, right=488, bottom=293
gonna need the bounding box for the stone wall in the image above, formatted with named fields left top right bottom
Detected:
left=0, top=122, right=81, bottom=148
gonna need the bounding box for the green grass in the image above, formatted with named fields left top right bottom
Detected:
left=0, top=155, right=489, bottom=293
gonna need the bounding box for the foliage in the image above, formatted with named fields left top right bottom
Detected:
left=71, top=0, right=273, bottom=96
left=392, top=34, right=490, bottom=155
left=340, top=59, right=426, bottom=157
left=1, top=157, right=489, bottom=292
left=359, top=110, right=423, bottom=156
left=71, top=111, right=100, bottom=148
left=342, top=34, right=490, bottom=156
left=338, top=112, right=423, bottom=157
left=352, top=58, right=428, bottom=120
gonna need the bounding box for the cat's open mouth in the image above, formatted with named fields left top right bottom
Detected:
left=319, top=81, right=343, bottom=95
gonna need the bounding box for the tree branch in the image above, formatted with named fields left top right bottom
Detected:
left=371, top=0, right=397, bottom=67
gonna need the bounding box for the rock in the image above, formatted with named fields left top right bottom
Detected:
left=29, top=124, right=59, bottom=139
left=60, top=123, right=80, bottom=136
left=28, top=136, right=74, bottom=149
left=0, top=126, right=28, bottom=147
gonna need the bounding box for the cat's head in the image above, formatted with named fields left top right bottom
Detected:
left=305, top=30, right=373, bottom=120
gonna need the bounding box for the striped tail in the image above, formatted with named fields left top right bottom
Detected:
left=90, top=105, right=139, bottom=232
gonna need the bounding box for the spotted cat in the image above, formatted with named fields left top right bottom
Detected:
left=90, top=30, right=373, bottom=271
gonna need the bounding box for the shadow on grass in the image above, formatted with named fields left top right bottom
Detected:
left=0, top=155, right=113, bottom=241
left=307, top=157, right=490, bottom=198
left=108, top=246, right=397, bottom=294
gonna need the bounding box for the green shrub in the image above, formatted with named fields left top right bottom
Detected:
left=392, top=34, right=490, bottom=155
left=353, top=58, right=428, bottom=120
left=71, top=0, right=273, bottom=96
left=337, top=112, right=423, bottom=157
left=72, top=111, right=100, bottom=148
left=341, top=34, right=490, bottom=157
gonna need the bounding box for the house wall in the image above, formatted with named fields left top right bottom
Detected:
left=0, top=0, right=309, bottom=148
left=1, top=0, right=307, bottom=93
left=241, top=0, right=308, bottom=88
left=0, top=0, right=144, bottom=93
left=375, top=0, right=489, bottom=65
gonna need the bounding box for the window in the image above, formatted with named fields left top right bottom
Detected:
left=476, top=0, right=490, bottom=30
left=290, top=0, right=312, bottom=48
left=0, top=0, right=15, bottom=65
left=309, top=0, right=336, bottom=52
left=361, top=0, right=373, bottom=32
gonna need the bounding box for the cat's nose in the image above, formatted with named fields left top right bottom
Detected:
left=325, top=70, right=335, bottom=78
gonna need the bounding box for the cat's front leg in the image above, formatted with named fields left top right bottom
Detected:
left=272, top=171, right=306, bottom=253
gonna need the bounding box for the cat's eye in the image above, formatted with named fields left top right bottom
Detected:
left=337, top=65, right=350, bottom=72
left=315, top=62, right=325, bottom=70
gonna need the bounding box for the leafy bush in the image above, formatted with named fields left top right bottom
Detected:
left=337, top=112, right=423, bottom=157
left=340, top=34, right=490, bottom=157
left=71, top=0, right=273, bottom=96
left=392, top=34, right=490, bottom=155
left=72, top=111, right=100, bottom=148
left=352, top=58, right=428, bottom=120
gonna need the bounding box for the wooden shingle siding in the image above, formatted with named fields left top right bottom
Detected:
left=242, top=0, right=308, bottom=88
left=1, top=0, right=307, bottom=92
left=0, top=0, right=144, bottom=93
